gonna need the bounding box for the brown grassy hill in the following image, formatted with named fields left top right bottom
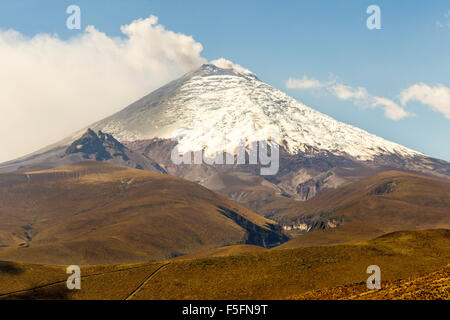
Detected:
left=173, top=244, right=266, bottom=260
left=0, top=260, right=166, bottom=300
left=290, top=264, right=450, bottom=300
left=131, top=229, right=450, bottom=299
left=274, top=170, right=450, bottom=247
left=1, top=229, right=448, bottom=300
left=0, top=161, right=285, bottom=265
left=200, top=171, right=294, bottom=214
left=200, top=167, right=384, bottom=217
left=278, top=220, right=384, bottom=249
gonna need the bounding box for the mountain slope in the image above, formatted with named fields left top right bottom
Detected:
left=274, top=170, right=450, bottom=246
left=173, top=244, right=267, bottom=261
left=0, top=162, right=286, bottom=264
left=0, top=129, right=165, bottom=174
left=91, top=63, right=419, bottom=160
left=290, top=265, right=450, bottom=300
left=98, top=61, right=448, bottom=205
left=1, top=61, right=448, bottom=204
left=130, top=229, right=450, bottom=300
left=1, top=229, right=449, bottom=300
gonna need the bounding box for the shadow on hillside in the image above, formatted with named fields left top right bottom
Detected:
left=0, top=262, right=24, bottom=275
left=3, top=285, right=70, bottom=300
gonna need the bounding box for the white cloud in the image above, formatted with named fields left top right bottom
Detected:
left=210, top=58, right=253, bottom=75
left=290, top=74, right=450, bottom=121
left=400, top=83, right=450, bottom=119
left=287, top=75, right=412, bottom=121
left=285, top=76, right=324, bottom=89
left=0, top=14, right=207, bottom=163
left=331, top=83, right=412, bottom=121
left=436, top=10, right=450, bottom=28
left=331, top=84, right=369, bottom=101
left=372, top=96, right=412, bottom=121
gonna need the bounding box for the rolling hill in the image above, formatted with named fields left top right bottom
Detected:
left=0, top=161, right=286, bottom=265
left=269, top=170, right=450, bottom=246
left=0, top=229, right=448, bottom=300
left=173, top=244, right=267, bottom=260
left=289, top=264, right=450, bottom=300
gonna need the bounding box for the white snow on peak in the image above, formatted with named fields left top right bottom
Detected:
left=95, top=62, right=422, bottom=161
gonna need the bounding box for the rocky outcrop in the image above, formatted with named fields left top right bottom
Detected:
left=63, top=129, right=166, bottom=173
left=65, top=129, right=115, bottom=161
left=216, top=206, right=288, bottom=248
left=369, top=181, right=398, bottom=195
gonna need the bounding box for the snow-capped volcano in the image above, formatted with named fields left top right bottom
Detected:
left=90, top=59, right=420, bottom=161
left=1, top=58, right=448, bottom=204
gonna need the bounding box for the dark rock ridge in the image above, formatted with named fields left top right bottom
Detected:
left=0, top=129, right=166, bottom=174
left=66, top=129, right=117, bottom=161
left=368, top=181, right=398, bottom=195
left=277, top=211, right=348, bottom=238
left=63, top=129, right=167, bottom=173
left=217, top=206, right=288, bottom=248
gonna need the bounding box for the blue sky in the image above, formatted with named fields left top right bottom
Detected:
left=0, top=0, right=449, bottom=161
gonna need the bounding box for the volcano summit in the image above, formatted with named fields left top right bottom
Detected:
left=1, top=60, right=449, bottom=204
